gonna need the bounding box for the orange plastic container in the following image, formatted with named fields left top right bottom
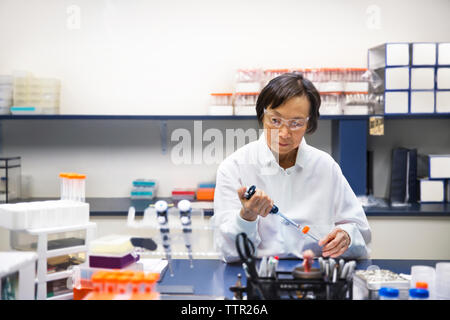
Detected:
left=196, top=188, right=215, bottom=201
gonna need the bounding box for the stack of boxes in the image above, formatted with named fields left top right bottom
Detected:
left=12, top=74, right=61, bottom=115
left=0, top=75, right=13, bottom=114
left=368, top=42, right=450, bottom=115
left=130, top=179, right=157, bottom=200
left=196, top=183, right=215, bottom=201
left=419, top=155, right=450, bottom=203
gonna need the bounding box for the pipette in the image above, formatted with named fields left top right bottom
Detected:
left=177, top=199, right=194, bottom=268
left=155, top=200, right=174, bottom=277
left=244, top=185, right=321, bottom=242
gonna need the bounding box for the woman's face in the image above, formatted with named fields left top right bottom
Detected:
left=263, top=95, right=310, bottom=157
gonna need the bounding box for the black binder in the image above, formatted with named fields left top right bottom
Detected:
left=389, top=148, right=418, bottom=204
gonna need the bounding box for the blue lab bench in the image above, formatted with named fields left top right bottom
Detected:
left=156, top=258, right=450, bottom=300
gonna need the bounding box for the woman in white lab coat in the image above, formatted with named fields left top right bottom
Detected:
left=212, top=72, right=371, bottom=262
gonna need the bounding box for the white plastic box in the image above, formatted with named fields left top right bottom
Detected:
left=385, top=67, right=410, bottom=90
left=429, top=155, right=450, bottom=179
left=0, top=200, right=90, bottom=230
left=436, top=68, right=450, bottom=89
left=368, top=43, right=410, bottom=69
left=384, top=91, right=409, bottom=114
left=436, top=91, right=450, bottom=113
left=420, top=179, right=445, bottom=203
left=438, top=43, right=450, bottom=65
left=410, top=68, right=435, bottom=90
left=412, top=43, right=437, bottom=65
left=410, top=91, right=435, bottom=114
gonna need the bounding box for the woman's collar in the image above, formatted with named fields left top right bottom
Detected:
left=257, top=133, right=308, bottom=169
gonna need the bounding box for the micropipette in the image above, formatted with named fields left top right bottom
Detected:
left=155, top=200, right=174, bottom=277
left=244, top=185, right=321, bottom=242
left=177, top=199, right=194, bottom=268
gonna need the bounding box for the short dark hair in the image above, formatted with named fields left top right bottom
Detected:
left=255, top=72, right=321, bottom=134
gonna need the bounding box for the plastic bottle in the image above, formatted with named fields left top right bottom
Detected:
left=59, top=173, right=66, bottom=200
left=379, top=287, right=399, bottom=300
left=409, top=288, right=429, bottom=300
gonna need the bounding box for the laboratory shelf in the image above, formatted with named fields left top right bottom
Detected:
left=364, top=202, right=450, bottom=217
left=13, top=197, right=450, bottom=217
left=46, top=245, right=89, bottom=258
left=15, top=197, right=215, bottom=217
left=0, top=113, right=449, bottom=120
left=45, top=292, right=73, bottom=300
left=44, top=270, right=73, bottom=282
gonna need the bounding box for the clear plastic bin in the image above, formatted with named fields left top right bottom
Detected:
left=0, top=157, right=21, bottom=203
left=46, top=278, right=72, bottom=298
left=235, top=69, right=262, bottom=93
left=234, top=92, right=258, bottom=115
left=208, top=93, right=234, bottom=115
left=13, top=76, right=61, bottom=111
left=47, top=252, right=85, bottom=275
left=319, top=92, right=343, bottom=115
left=10, top=229, right=87, bottom=252
left=263, top=69, right=289, bottom=85
left=342, top=92, right=370, bottom=115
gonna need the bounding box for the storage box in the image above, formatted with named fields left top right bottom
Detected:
left=0, top=157, right=21, bottom=203
left=384, top=91, right=409, bottom=114
left=412, top=43, right=437, bottom=65
left=410, top=68, right=435, bottom=90
left=13, top=76, right=60, bottom=114
left=352, top=269, right=410, bottom=300
left=89, top=252, right=139, bottom=269
left=10, top=229, right=87, bottom=251
left=172, top=188, right=196, bottom=201
left=368, top=43, right=410, bottom=69
left=0, top=200, right=89, bottom=230
left=429, top=154, right=450, bottom=179
left=436, top=91, right=450, bottom=113
left=437, top=67, right=450, bottom=89
left=410, top=91, right=435, bottom=114
left=196, top=188, right=215, bottom=201
left=420, top=179, right=445, bottom=203
left=438, top=43, right=450, bottom=65
left=385, top=67, right=410, bottom=90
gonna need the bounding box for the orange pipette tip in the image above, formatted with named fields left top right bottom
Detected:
left=302, top=226, right=310, bottom=234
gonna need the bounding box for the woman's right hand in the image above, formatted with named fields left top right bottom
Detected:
left=237, top=186, right=274, bottom=222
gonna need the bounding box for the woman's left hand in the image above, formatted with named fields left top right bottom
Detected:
left=318, top=228, right=350, bottom=258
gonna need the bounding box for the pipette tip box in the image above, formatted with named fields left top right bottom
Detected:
left=89, top=253, right=140, bottom=269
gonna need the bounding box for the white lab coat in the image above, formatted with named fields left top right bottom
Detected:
left=212, top=134, right=372, bottom=262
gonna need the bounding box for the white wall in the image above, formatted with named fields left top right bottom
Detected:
left=1, top=0, right=449, bottom=115
left=0, top=0, right=449, bottom=259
